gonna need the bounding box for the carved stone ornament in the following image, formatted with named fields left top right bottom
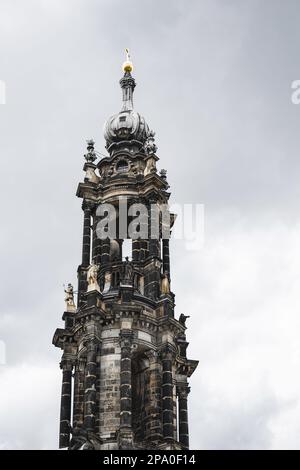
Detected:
left=144, top=157, right=157, bottom=176
left=123, top=256, right=134, bottom=284
left=179, top=313, right=190, bottom=326
left=102, top=271, right=112, bottom=293
left=161, top=272, right=170, bottom=295
left=85, top=166, right=99, bottom=184
left=69, top=427, right=102, bottom=450
left=87, top=263, right=100, bottom=292
left=64, top=283, right=76, bottom=312
left=144, top=130, right=157, bottom=155
left=84, top=139, right=97, bottom=163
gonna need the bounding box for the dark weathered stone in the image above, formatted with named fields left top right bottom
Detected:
left=53, top=61, right=198, bottom=451
left=59, top=361, right=73, bottom=448
left=177, top=385, right=190, bottom=448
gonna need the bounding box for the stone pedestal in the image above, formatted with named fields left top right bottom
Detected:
left=86, top=289, right=101, bottom=307
left=120, top=284, right=134, bottom=302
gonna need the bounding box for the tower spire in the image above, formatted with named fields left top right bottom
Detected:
left=123, top=48, right=133, bottom=73
left=120, top=48, right=135, bottom=112
left=53, top=56, right=198, bottom=451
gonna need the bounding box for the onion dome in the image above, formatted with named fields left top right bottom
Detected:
left=104, top=50, right=153, bottom=154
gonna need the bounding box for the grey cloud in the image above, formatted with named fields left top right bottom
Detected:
left=0, top=0, right=300, bottom=449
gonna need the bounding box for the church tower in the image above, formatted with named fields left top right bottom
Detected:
left=53, top=52, right=198, bottom=450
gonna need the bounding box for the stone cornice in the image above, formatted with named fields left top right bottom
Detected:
left=76, top=172, right=169, bottom=202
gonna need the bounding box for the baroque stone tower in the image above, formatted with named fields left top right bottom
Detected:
left=53, top=53, right=198, bottom=450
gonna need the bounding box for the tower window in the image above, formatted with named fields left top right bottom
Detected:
left=116, top=160, right=129, bottom=173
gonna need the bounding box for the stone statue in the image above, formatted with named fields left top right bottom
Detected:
left=160, top=169, right=167, bottom=179
left=84, top=139, right=97, bottom=163
left=87, top=263, right=100, bottom=292
left=179, top=313, right=190, bottom=326
left=102, top=271, right=112, bottom=293
left=161, top=272, right=170, bottom=295
left=144, top=130, right=157, bottom=155
left=144, top=157, right=157, bottom=176
left=138, top=275, right=144, bottom=295
left=123, top=256, right=133, bottom=284
left=87, top=264, right=99, bottom=285
left=64, top=283, right=76, bottom=312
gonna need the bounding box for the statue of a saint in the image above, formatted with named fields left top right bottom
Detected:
left=123, top=256, right=133, bottom=284
left=64, top=283, right=76, bottom=312
left=161, top=272, right=170, bottom=295
left=102, top=271, right=112, bottom=293
left=87, top=263, right=100, bottom=292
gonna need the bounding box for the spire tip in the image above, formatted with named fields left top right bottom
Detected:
left=122, top=48, right=133, bottom=73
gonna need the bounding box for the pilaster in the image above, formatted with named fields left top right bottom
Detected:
left=119, top=329, right=134, bottom=449
left=177, top=384, right=190, bottom=449
left=59, top=359, right=73, bottom=448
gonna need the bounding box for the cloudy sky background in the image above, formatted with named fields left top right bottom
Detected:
left=0, top=0, right=300, bottom=449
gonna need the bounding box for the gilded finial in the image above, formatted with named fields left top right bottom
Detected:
left=122, top=48, right=133, bottom=73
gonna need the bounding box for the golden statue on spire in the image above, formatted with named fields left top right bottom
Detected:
left=122, top=48, right=133, bottom=73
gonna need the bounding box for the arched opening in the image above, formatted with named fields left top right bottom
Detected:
left=116, top=159, right=129, bottom=173
left=122, top=238, right=132, bottom=259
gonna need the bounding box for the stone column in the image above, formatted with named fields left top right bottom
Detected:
left=72, top=359, right=85, bottom=430
left=177, top=385, right=190, bottom=448
left=118, top=239, right=124, bottom=260
left=95, top=352, right=101, bottom=434
left=92, top=214, right=99, bottom=264
left=83, top=340, right=98, bottom=432
left=144, top=258, right=161, bottom=301
left=119, top=330, right=134, bottom=448
left=161, top=345, right=174, bottom=439
left=101, top=237, right=110, bottom=265
left=96, top=239, right=103, bottom=265
left=59, top=360, right=73, bottom=448
left=139, top=200, right=149, bottom=261
left=82, top=202, right=92, bottom=267
left=149, top=238, right=160, bottom=258
left=162, top=239, right=170, bottom=277
left=132, top=239, right=140, bottom=262
left=145, top=350, right=162, bottom=441
left=77, top=202, right=92, bottom=306
left=148, top=201, right=160, bottom=259
left=139, top=240, right=148, bottom=261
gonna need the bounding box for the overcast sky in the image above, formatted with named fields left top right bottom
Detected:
left=0, top=0, right=300, bottom=450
